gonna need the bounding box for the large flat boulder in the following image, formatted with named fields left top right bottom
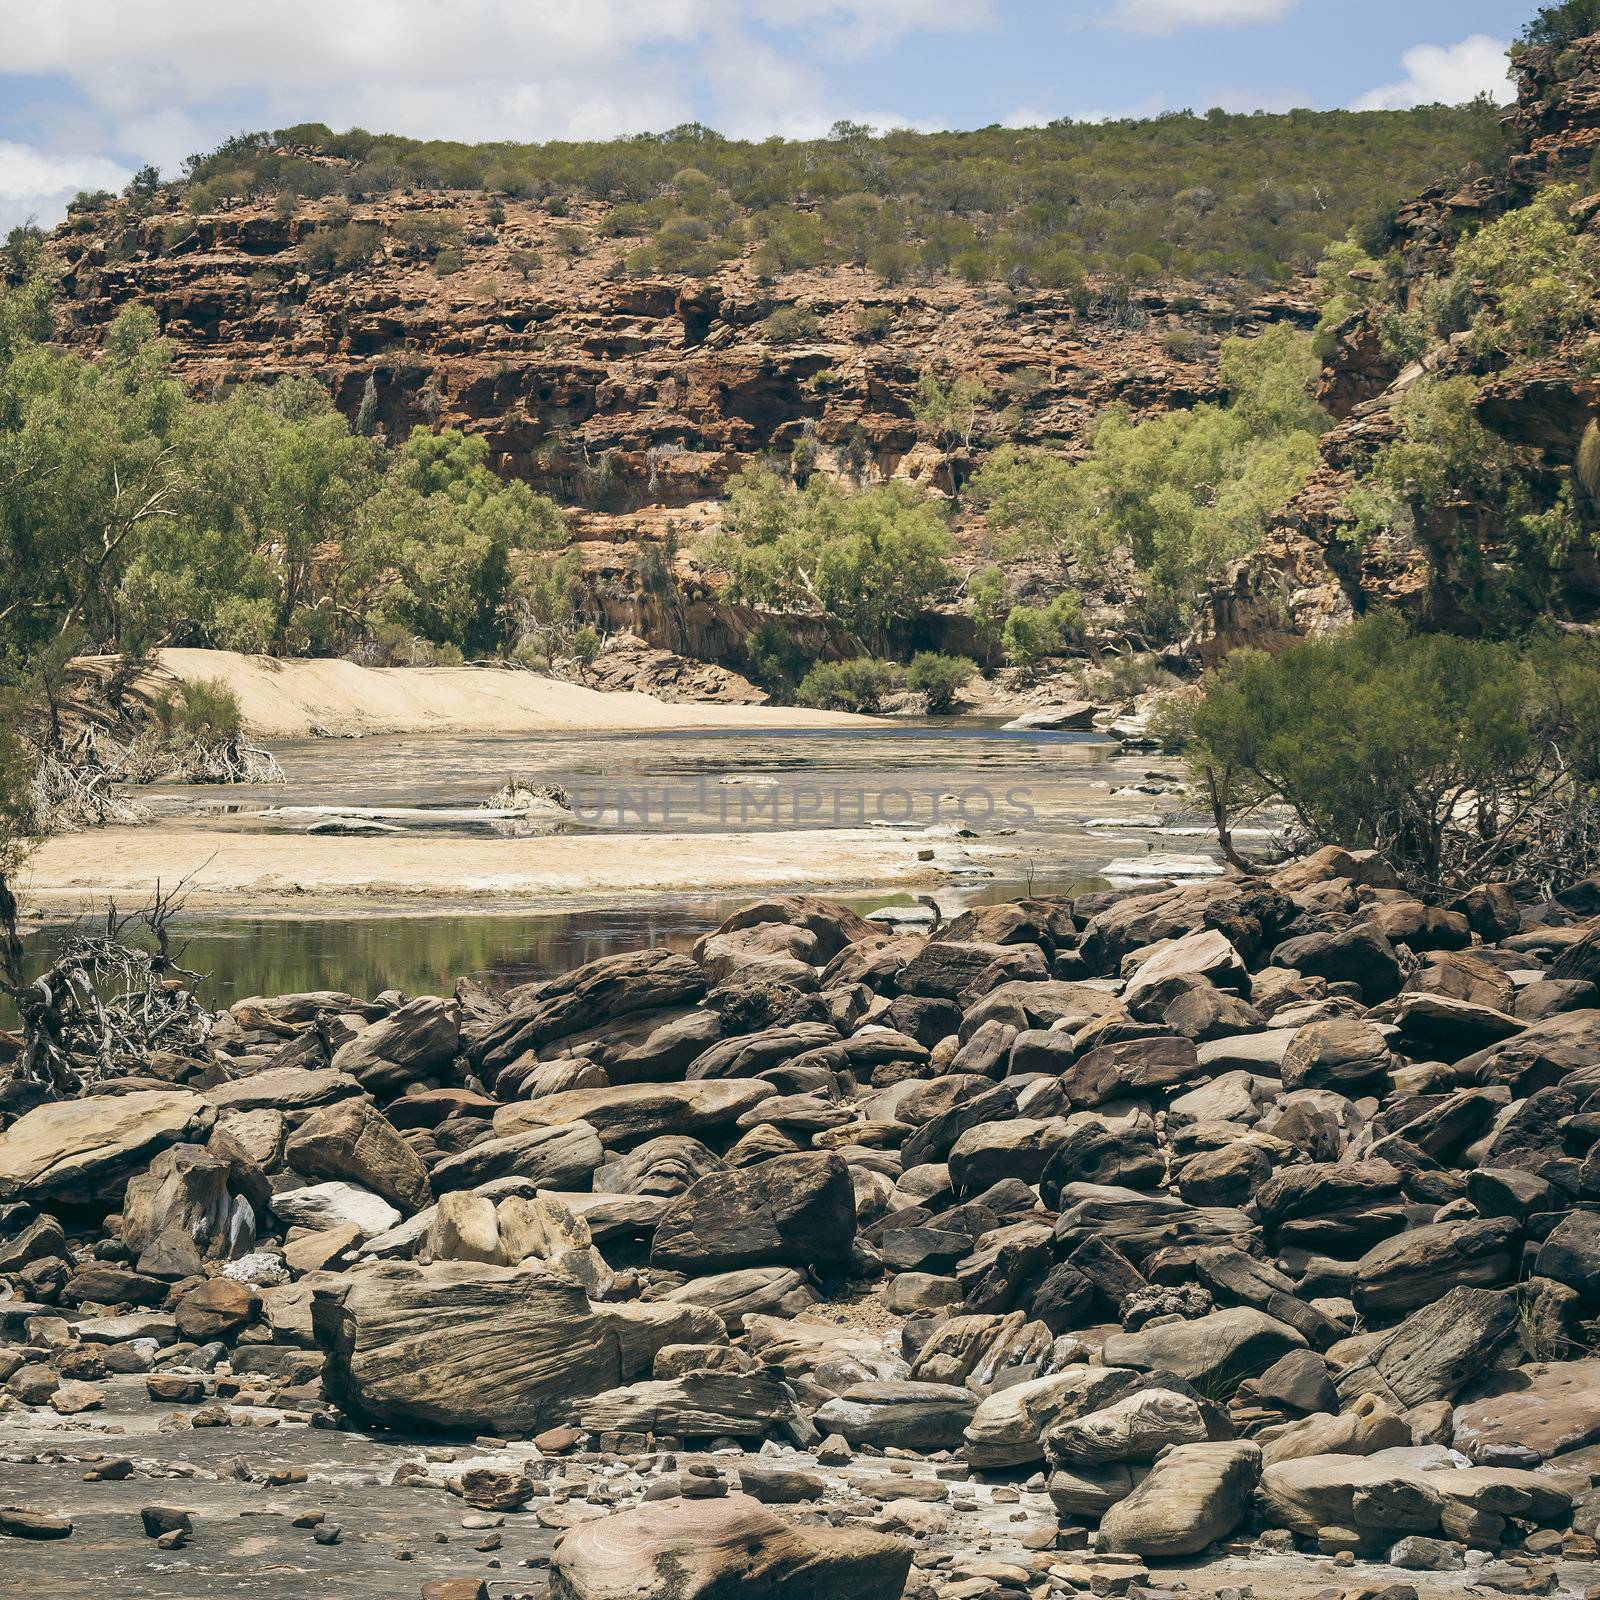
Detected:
left=1102, top=1308, right=1305, bottom=1393
left=429, top=1121, right=604, bottom=1193
left=493, top=1081, right=773, bottom=1148
left=1453, top=1361, right=1600, bottom=1465
left=1100, top=1441, right=1261, bottom=1557
left=0, top=1090, right=212, bottom=1200
left=472, top=951, right=707, bottom=1077
left=814, top=1380, right=978, bottom=1451
left=549, top=1493, right=910, bottom=1600
left=313, top=1261, right=715, bottom=1434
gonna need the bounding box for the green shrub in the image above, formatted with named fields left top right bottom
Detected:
left=705, top=466, right=955, bottom=653
left=967, top=566, right=1010, bottom=663
left=906, top=652, right=976, bottom=713
left=972, top=327, right=1324, bottom=634
left=1186, top=614, right=1600, bottom=890
left=797, top=657, right=904, bottom=713
left=570, top=624, right=600, bottom=674
left=154, top=678, right=242, bottom=745
left=1002, top=593, right=1083, bottom=670
left=853, top=305, right=894, bottom=340
left=745, top=619, right=811, bottom=696
left=1521, top=1, right=1600, bottom=46
left=760, top=306, right=821, bottom=345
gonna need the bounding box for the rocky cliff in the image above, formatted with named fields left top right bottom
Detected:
left=1201, top=33, right=1600, bottom=661
left=45, top=183, right=1313, bottom=662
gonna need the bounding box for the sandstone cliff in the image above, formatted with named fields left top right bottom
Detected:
left=1201, top=33, right=1600, bottom=661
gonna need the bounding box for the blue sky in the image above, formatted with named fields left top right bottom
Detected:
left=0, top=1, right=1540, bottom=233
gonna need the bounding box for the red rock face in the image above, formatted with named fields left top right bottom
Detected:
left=1196, top=34, right=1600, bottom=659
left=46, top=190, right=1306, bottom=539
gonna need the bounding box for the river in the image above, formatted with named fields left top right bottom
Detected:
left=24, top=719, right=1219, bottom=1005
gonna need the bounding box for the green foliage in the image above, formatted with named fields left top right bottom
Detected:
left=706, top=466, right=956, bottom=652
left=760, top=306, right=820, bottom=345
left=1002, top=593, right=1084, bottom=670
left=366, top=429, right=567, bottom=657
left=744, top=618, right=812, bottom=696
left=1520, top=1, right=1600, bottom=47
left=1343, top=375, right=1584, bottom=618
left=297, top=220, right=380, bottom=273
left=1186, top=614, right=1600, bottom=890
left=1311, top=238, right=1387, bottom=358
left=172, top=104, right=1493, bottom=287
left=906, top=652, right=975, bottom=713
left=796, top=656, right=904, bottom=713
left=966, top=566, right=1010, bottom=663
left=1454, top=184, right=1600, bottom=356
left=0, top=298, right=187, bottom=662
left=4, top=224, right=46, bottom=281
left=912, top=373, right=987, bottom=452
left=972, top=327, right=1324, bottom=632
left=0, top=694, right=36, bottom=876
left=569, top=624, right=600, bottom=674
left=152, top=678, right=242, bottom=744
left=0, top=277, right=568, bottom=666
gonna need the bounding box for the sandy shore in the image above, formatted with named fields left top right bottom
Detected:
left=147, top=649, right=872, bottom=739
left=20, top=824, right=998, bottom=913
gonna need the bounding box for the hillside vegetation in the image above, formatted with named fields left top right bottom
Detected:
left=111, top=102, right=1497, bottom=289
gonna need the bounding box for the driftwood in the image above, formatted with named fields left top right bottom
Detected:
left=0, top=878, right=211, bottom=1096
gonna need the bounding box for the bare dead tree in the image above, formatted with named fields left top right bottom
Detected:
left=0, top=875, right=212, bottom=1097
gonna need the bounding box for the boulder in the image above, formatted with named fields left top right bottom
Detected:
left=964, top=1369, right=1126, bottom=1470
left=1281, top=1018, right=1391, bottom=1093
left=814, top=1381, right=978, bottom=1451
left=1352, top=1217, right=1519, bottom=1317
left=314, top=1261, right=716, bottom=1434
left=0, top=1090, right=212, bottom=1200
left=548, top=1493, right=911, bottom=1600
left=1259, top=1393, right=1412, bottom=1467
left=493, top=1081, right=773, bottom=1147
left=283, top=1098, right=432, bottom=1213
left=1533, top=1210, right=1600, bottom=1299
left=1100, top=1441, right=1262, bottom=1557
left=1257, top=1453, right=1444, bottom=1541
left=1334, top=1288, right=1521, bottom=1409
left=472, top=950, right=707, bottom=1076
left=1123, top=929, right=1246, bottom=1010
left=1453, top=1361, right=1600, bottom=1464
left=270, top=1181, right=401, bottom=1239
left=573, top=1370, right=792, bottom=1439
left=208, top=1066, right=360, bottom=1112
left=429, top=1122, right=604, bottom=1194
left=120, top=1143, right=244, bottom=1275
left=1044, top=1389, right=1212, bottom=1466
left=651, top=1152, right=855, bottom=1274
left=1271, top=922, right=1404, bottom=1002
left=1102, top=1308, right=1305, bottom=1393
left=332, top=996, right=459, bottom=1091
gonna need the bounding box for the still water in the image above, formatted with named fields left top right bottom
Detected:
left=27, top=721, right=1207, bottom=1005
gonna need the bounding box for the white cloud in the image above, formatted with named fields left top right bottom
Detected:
left=0, top=0, right=989, bottom=215
left=0, top=140, right=131, bottom=235
left=1002, top=107, right=1053, bottom=129
left=1355, top=34, right=1515, bottom=110
left=1104, top=0, right=1299, bottom=34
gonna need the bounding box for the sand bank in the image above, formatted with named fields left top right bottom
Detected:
left=148, top=649, right=872, bottom=739
left=21, top=824, right=993, bottom=914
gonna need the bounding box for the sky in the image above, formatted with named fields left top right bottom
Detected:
left=0, top=0, right=1542, bottom=235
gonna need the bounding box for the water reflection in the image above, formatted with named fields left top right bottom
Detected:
left=19, top=874, right=1110, bottom=1008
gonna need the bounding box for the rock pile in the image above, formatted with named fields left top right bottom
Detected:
left=3, top=854, right=1600, bottom=1596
